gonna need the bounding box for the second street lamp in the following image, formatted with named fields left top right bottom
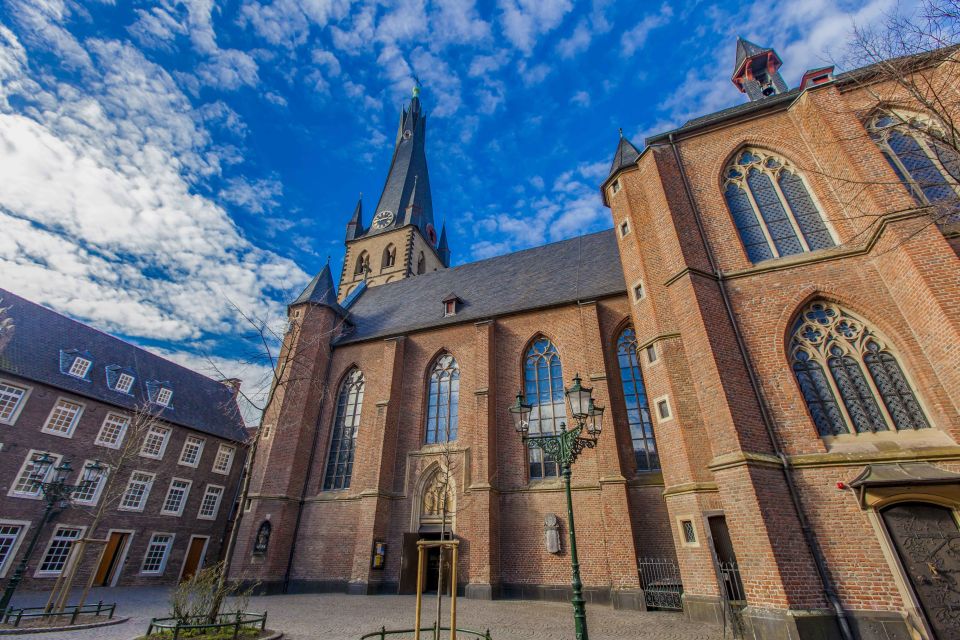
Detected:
left=509, top=374, right=604, bottom=640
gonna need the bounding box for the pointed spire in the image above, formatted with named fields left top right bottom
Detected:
left=372, top=92, right=434, bottom=238
left=290, top=263, right=345, bottom=315
left=608, top=132, right=641, bottom=179
left=437, top=222, right=450, bottom=267
left=732, top=36, right=787, bottom=101
left=345, top=196, right=364, bottom=241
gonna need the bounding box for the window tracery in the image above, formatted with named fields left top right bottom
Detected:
left=616, top=327, right=660, bottom=471
left=354, top=251, right=370, bottom=278
left=322, top=368, right=364, bottom=490
left=867, top=111, right=960, bottom=225
left=425, top=353, right=459, bottom=444
left=723, top=149, right=835, bottom=263
left=789, top=301, right=929, bottom=436
left=524, top=337, right=566, bottom=479
left=382, top=244, right=396, bottom=269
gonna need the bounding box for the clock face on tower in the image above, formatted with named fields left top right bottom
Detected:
left=373, top=210, right=395, bottom=229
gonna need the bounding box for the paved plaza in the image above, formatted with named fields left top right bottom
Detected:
left=9, top=587, right=726, bottom=639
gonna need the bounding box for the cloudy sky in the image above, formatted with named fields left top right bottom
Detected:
left=0, top=0, right=903, bottom=420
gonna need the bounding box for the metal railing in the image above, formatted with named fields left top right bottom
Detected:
left=2, top=600, right=116, bottom=627
left=146, top=611, right=267, bottom=639
left=638, top=557, right=684, bottom=611
left=360, top=624, right=492, bottom=640
left=717, top=560, right=746, bottom=608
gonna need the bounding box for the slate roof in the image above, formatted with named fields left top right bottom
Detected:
left=291, top=264, right=345, bottom=313
left=0, top=289, right=248, bottom=442
left=335, top=229, right=625, bottom=344
left=733, top=37, right=770, bottom=76
left=607, top=134, right=641, bottom=178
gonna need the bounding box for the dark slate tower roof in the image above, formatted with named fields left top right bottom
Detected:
left=608, top=130, right=641, bottom=178
left=291, top=263, right=344, bottom=314
left=437, top=223, right=450, bottom=267
left=369, top=89, right=435, bottom=239
left=732, top=36, right=788, bottom=101
left=345, top=197, right=364, bottom=241
left=0, top=289, right=248, bottom=441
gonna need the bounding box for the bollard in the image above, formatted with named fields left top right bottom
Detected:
left=380, top=624, right=386, bottom=640
left=70, top=605, right=79, bottom=625
left=233, top=610, right=241, bottom=639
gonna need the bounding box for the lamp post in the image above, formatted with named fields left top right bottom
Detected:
left=510, top=373, right=604, bottom=640
left=0, top=455, right=104, bottom=615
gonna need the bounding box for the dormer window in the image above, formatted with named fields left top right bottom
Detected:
left=115, top=373, right=135, bottom=394
left=156, top=387, right=172, bottom=407
left=68, top=357, right=92, bottom=378
left=442, top=294, right=461, bottom=318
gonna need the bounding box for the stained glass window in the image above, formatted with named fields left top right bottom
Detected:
left=323, top=368, right=364, bottom=490
left=723, top=149, right=836, bottom=263
left=790, top=301, right=929, bottom=436
left=616, top=328, right=660, bottom=471
left=868, top=112, right=960, bottom=225
left=524, top=337, right=566, bottom=479
left=425, top=354, right=459, bottom=444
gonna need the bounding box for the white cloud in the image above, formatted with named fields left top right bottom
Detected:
left=620, top=3, right=673, bottom=57
left=219, top=177, right=283, bottom=213
left=498, top=0, right=573, bottom=55
left=571, top=90, right=590, bottom=107
left=557, top=20, right=592, bottom=59
left=195, top=49, right=260, bottom=90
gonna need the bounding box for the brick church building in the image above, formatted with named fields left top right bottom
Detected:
left=232, top=40, right=960, bottom=640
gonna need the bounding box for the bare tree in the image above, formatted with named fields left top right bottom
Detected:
left=43, top=401, right=166, bottom=613
left=202, top=292, right=347, bottom=620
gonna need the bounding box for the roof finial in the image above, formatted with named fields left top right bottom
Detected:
left=619, top=127, right=623, bottom=138
left=326, top=254, right=331, bottom=265
left=412, top=85, right=420, bottom=98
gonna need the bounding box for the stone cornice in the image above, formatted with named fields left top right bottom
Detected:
left=708, top=451, right=783, bottom=472
left=662, top=481, right=719, bottom=497
left=664, top=267, right=717, bottom=287
left=787, top=446, right=960, bottom=469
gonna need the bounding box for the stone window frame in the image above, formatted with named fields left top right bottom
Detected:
left=789, top=300, right=931, bottom=437
left=722, top=147, right=837, bottom=263
left=0, top=379, right=31, bottom=426
left=321, top=367, right=365, bottom=491
left=654, top=395, right=673, bottom=423
left=615, top=326, right=660, bottom=473
left=619, top=218, right=630, bottom=237
left=676, top=516, right=699, bottom=547
left=631, top=280, right=645, bottom=302
left=424, top=352, right=460, bottom=445
left=0, top=520, right=30, bottom=578
left=41, top=397, right=85, bottom=439
left=523, top=335, right=567, bottom=481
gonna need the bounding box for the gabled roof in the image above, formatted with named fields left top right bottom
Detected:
left=0, top=289, right=248, bottom=442
left=291, top=264, right=345, bottom=314
left=335, top=229, right=625, bottom=344
left=608, top=134, right=641, bottom=178
left=733, top=37, right=770, bottom=76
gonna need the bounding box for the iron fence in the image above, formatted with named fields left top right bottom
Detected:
left=638, top=557, right=684, bottom=611
left=360, top=624, right=492, bottom=640
left=716, top=560, right=746, bottom=608
left=2, top=601, right=116, bottom=627
left=146, top=610, right=267, bottom=639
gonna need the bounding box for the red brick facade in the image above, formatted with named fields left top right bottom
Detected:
left=234, top=51, right=959, bottom=640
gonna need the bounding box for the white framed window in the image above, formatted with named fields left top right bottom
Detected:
left=119, top=471, right=155, bottom=512
left=42, top=398, right=84, bottom=438
left=632, top=281, right=645, bottom=302
left=655, top=395, right=673, bottom=422
left=212, top=444, right=235, bottom=475
left=197, top=484, right=225, bottom=520
left=161, top=478, right=192, bottom=516
left=0, top=521, right=30, bottom=578
left=9, top=451, right=62, bottom=498
left=0, top=381, right=30, bottom=425
left=95, top=413, right=130, bottom=449
left=114, top=372, right=135, bottom=394
left=155, top=387, right=173, bottom=407
left=178, top=436, right=205, bottom=468
left=71, top=460, right=109, bottom=506
left=140, top=425, right=171, bottom=459
left=619, top=220, right=630, bottom=237
left=646, top=343, right=658, bottom=364
left=37, top=526, right=84, bottom=576
left=610, top=178, right=621, bottom=195
left=67, top=357, right=92, bottom=379
left=443, top=300, right=456, bottom=317
left=141, top=533, right=174, bottom=574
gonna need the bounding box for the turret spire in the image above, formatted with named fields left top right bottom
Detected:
left=345, top=196, right=364, bottom=241
left=732, top=37, right=788, bottom=101
left=437, top=222, right=450, bottom=267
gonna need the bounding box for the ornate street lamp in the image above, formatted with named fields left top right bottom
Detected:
left=0, top=457, right=104, bottom=614
left=510, top=374, right=604, bottom=640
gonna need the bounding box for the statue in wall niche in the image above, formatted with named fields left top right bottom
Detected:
left=545, top=513, right=561, bottom=554
left=421, top=470, right=454, bottom=517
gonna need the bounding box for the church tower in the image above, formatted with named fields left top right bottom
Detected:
left=338, top=88, right=449, bottom=303
left=731, top=37, right=788, bottom=101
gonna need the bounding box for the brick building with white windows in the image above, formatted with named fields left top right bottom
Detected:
left=0, top=289, right=247, bottom=589
left=231, top=40, right=959, bottom=640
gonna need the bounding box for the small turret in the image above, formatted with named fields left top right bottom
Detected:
left=437, top=223, right=450, bottom=267
left=607, top=128, right=641, bottom=179
left=732, top=37, right=788, bottom=101
left=345, top=197, right=364, bottom=242
left=290, top=263, right=345, bottom=316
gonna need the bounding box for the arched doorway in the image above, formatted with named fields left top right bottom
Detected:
left=399, top=465, right=456, bottom=594
left=881, top=502, right=960, bottom=639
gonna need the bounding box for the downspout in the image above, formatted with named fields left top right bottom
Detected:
left=668, top=133, right=853, bottom=640
left=282, top=333, right=335, bottom=593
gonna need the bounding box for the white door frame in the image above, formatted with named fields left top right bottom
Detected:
left=101, top=529, right=136, bottom=588
left=178, top=535, right=210, bottom=581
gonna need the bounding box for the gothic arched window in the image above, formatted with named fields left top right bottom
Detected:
left=616, top=327, right=660, bottom=471
left=425, top=353, right=459, bottom=444
left=322, top=368, right=365, bottom=490
left=723, top=148, right=835, bottom=263
left=524, top=337, right=566, bottom=479
left=867, top=112, right=960, bottom=225
left=789, top=301, right=929, bottom=437
left=253, top=521, right=271, bottom=555
left=382, top=244, right=396, bottom=269
left=354, top=251, right=370, bottom=278
left=417, top=252, right=426, bottom=275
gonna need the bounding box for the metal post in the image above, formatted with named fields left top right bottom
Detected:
left=414, top=544, right=424, bottom=640
left=563, top=463, right=588, bottom=640
left=0, top=501, right=55, bottom=614
left=449, top=544, right=457, bottom=640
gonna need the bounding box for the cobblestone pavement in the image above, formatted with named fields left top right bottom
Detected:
left=9, top=587, right=726, bottom=639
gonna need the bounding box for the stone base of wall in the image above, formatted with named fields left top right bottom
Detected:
left=464, top=583, right=498, bottom=600
left=702, top=605, right=912, bottom=640
left=845, top=610, right=913, bottom=640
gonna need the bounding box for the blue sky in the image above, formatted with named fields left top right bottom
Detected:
left=0, top=0, right=901, bottom=419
